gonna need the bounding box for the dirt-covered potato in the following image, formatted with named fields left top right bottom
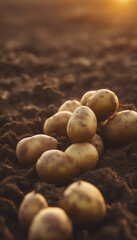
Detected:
left=89, top=134, right=104, bottom=156
left=43, top=111, right=72, bottom=136
left=18, top=191, right=48, bottom=230
left=87, top=89, right=119, bottom=121
left=102, top=110, right=137, bottom=145
left=80, top=90, right=96, bottom=105
left=67, top=106, right=97, bottom=142
left=58, top=100, right=81, bottom=112
left=36, top=149, right=80, bottom=185
left=65, top=143, right=98, bottom=172
left=16, top=134, right=58, bottom=166
left=60, top=180, right=106, bottom=228
left=28, top=207, right=73, bottom=240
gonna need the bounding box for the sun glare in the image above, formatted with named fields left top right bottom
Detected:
left=118, top=0, right=129, bottom=2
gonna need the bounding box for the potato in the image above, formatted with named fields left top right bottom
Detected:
left=28, top=207, right=73, bottom=240
left=58, top=100, right=81, bottom=113
left=102, top=110, right=137, bottom=145
left=89, top=134, right=104, bottom=156
left=36, top=150, right=80, bottom=186
left=65, top=143, right=98, bottom=173
left=16, top=134, right=58, bottom=166
left=67, top=106, right=97, bottom=142
left=60, top=180, right=106, bottom=228
left=43, top=111, right=72, bottom=136
left=80, top=90, right=96, bottom=105
left=87, top=89, right=119, bottom=121
left=18, top=191, right=48, bottom=230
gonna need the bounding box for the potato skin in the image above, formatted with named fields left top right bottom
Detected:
left=58, top=100, right=81, bottom=113
left=67, top=106, right=97, bottom=143
left=65, top=143, right=98, bottom=172
left=18, top=191, right=48, bottom=230
left=28, top=207, right=73, bottom=240
left=87, top=89, right=119, bottom=121
left=80, top=90, right=96, bottom=105
left=60, top=181, right=106, bottom=228
left=43, top=111, right=72, bottom=136
left=89, top=134, right=104, bottom=156
left=36, top=150, right=80, bottom=186
left=16, top=134, right=58, bottom=166
left=102, top=110, right=137, bottom=145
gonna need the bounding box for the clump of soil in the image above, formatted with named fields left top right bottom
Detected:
left=0, top=0, right=137, bottom=239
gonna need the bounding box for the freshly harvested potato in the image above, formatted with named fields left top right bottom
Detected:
left=65, top=143, right=98, bottom=173
left=18, top=191, right=48, bottom=230
left=16, top=134, right=58, bottom=166
left=36, top=149, right=80, bottom=186
left=60, top=180, right=106, bottom=228
left=102, top=110, right=137, bottom=145
left=89, top=134, right=104, bottom=156
left=28, top=207, right=73, bottom=240
left=43, top=111, right=72, bottom=136
left=67, top=106, right=97, bottom=142
left=87, top=89, right=119, bottom=121
left=58, top=100, right=81, bottom=113
left=80, top=90, right=96, bottom=105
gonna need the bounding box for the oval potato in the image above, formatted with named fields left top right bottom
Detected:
left=16, top=134, right=58, bottom=166
left=87, top=89, right=119, bottom=121
left=18, top=191, right=48, bottom=230
left=58, top=100, right=81, bottom=113
left=60, top=180, right=106, bottom=228
left=67, top=106, right=97, bottom=142
left=102, top=110, right=137, bottom=145
left=89, top=134, right=104, bottom=156
left=36, top=150, right=80, bottom=186
left=65, top=143, right=98, bottom=172
left=80, top=90, right=96, bottom=105
left=28, top=207, right=73, bottom=240
left=43, top=111, right=72, bottom=136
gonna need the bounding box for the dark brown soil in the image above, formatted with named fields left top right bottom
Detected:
left=0, top=0, right=137, bottom=239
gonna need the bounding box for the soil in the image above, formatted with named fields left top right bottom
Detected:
left=0, top=0, right=137, bottom=239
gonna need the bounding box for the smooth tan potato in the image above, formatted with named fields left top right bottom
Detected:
left=18, top=191, right=48, bottom=230
left=60, top=181, right=106, bottom=228
left=43, top=111, right=72, bottom=136
left=89, top=134, right=104, bottom=156
left=28, top=207, right=73, bottom=240
left=16, top=134, right=58, bottom=166
left=87, top=89, right=119, bottom=121
left=67, top=106, right=97, bottom=142
left=58, top=100, right=81, bottom=113
left=102, top=110, right=137, bottom=145
left=65, top=143, right=98, bottom=173
left=80, top=90, right=96, bottom=105
left=36, top=150, right=80, bottom=186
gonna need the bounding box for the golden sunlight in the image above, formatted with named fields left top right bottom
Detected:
left=117, top=0, right=130, bottom=2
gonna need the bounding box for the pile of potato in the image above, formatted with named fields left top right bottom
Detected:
left=18, top=180, right=106, bottom=240
left=16, top=88, right=137, bottom=240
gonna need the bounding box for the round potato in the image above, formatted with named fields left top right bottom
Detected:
left=65, top=143, right=98, bottom=173
left=58, top=100, right=81, bottom=113
left=67, top=106, right=97, bottom=142
left=80, top=90, right=96, bottom=105
left=43, top=111, right=72, bottom=136
left=28, top=207, right=73, bottom=240
left=36, top=150, right=80, bottom=186
left=87, top=89, right=119, bottom=121
left=16, top=134, right=58, bottom=166
left=88, top=134, right=104, bottom=156
left=60, top=180, right=106, bottom=228
left=18, top=191, right=48, bottom=230
left=102, top=110, right=137, bottom=145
